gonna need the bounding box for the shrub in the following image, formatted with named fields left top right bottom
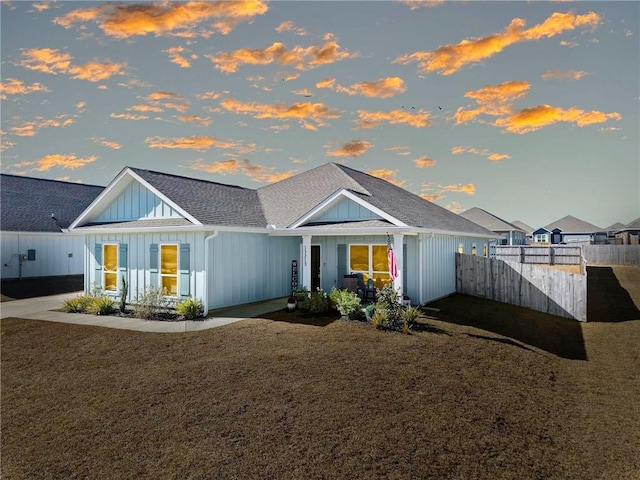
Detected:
left=62, top=295, right=94, bottom=313
left=89, top=296, right=115, bottom=316
left=375, top=283, right=404, bottom=328
left=133, top=286, right=169, bottom=320
left=176, top=297, right=204, bottom=320
left=307, top=288, right=329, bottom=315
left=371, top=310, right=388, bottom=330
left=402, top=306, right=421, bottom=327
left=329, top=287, right=361, bottom=316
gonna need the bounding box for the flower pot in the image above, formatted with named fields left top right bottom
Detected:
left=287, top=297, right=297, bottom=311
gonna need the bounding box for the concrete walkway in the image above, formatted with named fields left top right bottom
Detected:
left=0, top=292, right=286, bottom=333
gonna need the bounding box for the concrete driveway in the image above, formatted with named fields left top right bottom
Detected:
left=0, top=292, right=285, bottom=333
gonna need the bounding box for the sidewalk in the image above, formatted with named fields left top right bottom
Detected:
left=0, top=292, right=286, bottom=333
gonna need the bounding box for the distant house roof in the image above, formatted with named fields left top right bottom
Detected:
left=1, top=174, right=104, bottom=232
left=458, top=207, right=524, bottom=233
left=511, top=220, right=534, bottom=234
left=544, top=215, right=601, bottom=233
left=617, top=217, right=640, bottom=232
left=258, top=163, right=495, bottom=237
left=605, top=222, right=626, bottom=232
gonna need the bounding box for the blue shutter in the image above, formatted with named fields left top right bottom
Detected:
left=179, top=243, right=190, bottom=297
left=403, top=244, right=408, bottom=295
left=94, top=243, right=102, bottom=289
left=337, top=244, right=347, bottom=284
left=149, top=244, right=158, bottom=288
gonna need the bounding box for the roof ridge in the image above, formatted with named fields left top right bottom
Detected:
left=0, top=173, right=104, bottom=189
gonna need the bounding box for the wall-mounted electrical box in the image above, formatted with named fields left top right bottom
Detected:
left=27, top=249, right=36, bottom=261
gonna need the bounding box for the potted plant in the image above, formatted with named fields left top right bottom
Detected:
left=287, top=295, right=298, bottom=311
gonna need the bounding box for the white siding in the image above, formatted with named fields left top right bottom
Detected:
left=207, top=232, right=299, bottom=309
left=1, top=233, right=85, bottom=279
left=95, top=180, right=182, bottom=222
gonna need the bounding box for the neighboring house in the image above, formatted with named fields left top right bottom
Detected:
left=533, top=215, right=601, bottom=244
left=511, top=220, right=534, bottom=244
left=459, top=207, right=526, bottom=245
left=69, top=163, right=497, bottom=312
left=616, top=218, right=640, bottom=245
left=1, top=174, right=104, bottom=280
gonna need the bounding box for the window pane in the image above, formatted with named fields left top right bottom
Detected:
left=161, top=245, right=178, bottom=274
left=372, top=246, right=388, bottom=272
left=349, top=245, right=369, bottom=272
left=104, top=245, right=117, bottom=272
left=104, top=273, right=117, bottom=291
left=162, top=276, right=177, bottom=296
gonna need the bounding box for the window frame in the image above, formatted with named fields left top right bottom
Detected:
left=159, top=243, right=179, bottom=297
left=102, top=243, right=119, bottom=292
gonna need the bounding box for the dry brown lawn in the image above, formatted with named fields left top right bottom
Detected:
left=2, top=287, right=640, bottom=480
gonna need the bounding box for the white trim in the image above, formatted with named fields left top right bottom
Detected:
left=69, top=168, right=201, bottom=229
left=0, top=230, right=67, bottom=236
left=70, top=224, right=266, bottom=235
left=268, top=226, right=416, bottom=237
left=289, top=189, right=407, bottom=229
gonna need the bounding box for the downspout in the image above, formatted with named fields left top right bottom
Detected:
left=418, top=234, right=424, bottom=305
left=202, top=231, right=219, bottom=314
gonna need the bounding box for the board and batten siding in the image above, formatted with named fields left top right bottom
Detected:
left=86, top=231, right=206, bottom=302
left=95, top=180, right=182, bottom=222
left=419, top=234, right=491, bottom=304
left=1, top=233, right=85, bottom=279
left=311, top=198, right=382, bottom=223
left=207, top=232, right=300, bottom=309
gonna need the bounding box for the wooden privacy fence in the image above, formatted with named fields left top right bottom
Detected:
left=456, top=253, right=587, bottom=321
left=494, top=245, right=583, bottom=265
left=583, top=245, right=640, bottom=265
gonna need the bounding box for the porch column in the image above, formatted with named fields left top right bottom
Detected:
left=302, top=235, right=312, bottom=291
left=393, top=234, right=404, bottom=296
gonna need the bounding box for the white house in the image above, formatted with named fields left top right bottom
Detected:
left=69, top=163, right=497, bottom=312
left=1, top=174, right=103, bottom=280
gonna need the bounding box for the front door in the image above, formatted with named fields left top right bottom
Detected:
left=311, top=245, right=321, bottom=291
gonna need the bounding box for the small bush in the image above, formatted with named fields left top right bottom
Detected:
left=402, top=306, right=421, bottom=326
left=89, top=296, right=115, bottom=316
left=375, top=284, right=404, bottom=328
left=62, top=295, right=94, bottom=313
left=371, top=310, right=388, bottom=330
left=176, top=297, right=204, bottom=320
left=329, top=287, right=361, bottom=316
left=307, top=288, right=329, bottom=315
left=133, top=286, right=169, bottom=320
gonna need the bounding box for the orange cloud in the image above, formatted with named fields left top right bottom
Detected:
left=190, top=159, right=295, bottom=183
left=16, top=153, right=98, bottom=172
left=196, top=91, right=222, bottom=100
left=441, top=183, right=475, bottom=195
left=455, top=81, right=530, bottom=124
left=145, top=135, right=241, bottom=151
left=18, top=48, right=124, bottom=82
left=110, top=113, right=148, bottom=121
left=452, top=146, right=510, bottom=161
left=356, top=109, right=431, bottom=129
left=92, top=137, right=122, bottom=149
left=206, top=40, right=356, bottom=73
left=369, top=169, right=405, bottom=187
left=541, top=70, right=587, bottom=81
left=165, top=46, right=195, bottom=68
left=128, top=104, right=163, bottom=113
left=0, top=78, right=49, bottom=99
left=68, top=60, right=125, bottom=82
left=221, top=98, right=340, bottom=129
left=318, top=77, right=406, bottom=98
left=421, top=193, right=444, bottom=202
left=495, top=105, right=622, bottom=134
left=9, top=115, right=74, bottom=137
left=54, top=1, right=268, bottom=38
left=177, top=115, right=211, bottom=127
left=326, top=140, right=371, bottom=158
left=398, top=0, right=444, bottom=9
left=445, top=201, right=464, bottom=213
left=414, top=156, right=436, bottom=168
left=395, top=11, right=600, bottom=75
left=276, top=21, right=307, bottom=36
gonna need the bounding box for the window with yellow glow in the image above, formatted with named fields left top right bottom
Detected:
left=160, top=245, right=178, bottom=296
left=349, top=244, right=392, bottom=290
left=483, top=244, right=488, bottom=257
left=103, top=244, right=118, bottom=291
left=458, top=244, right=464, bottom=254
left=471, top=244, right=477, bottom=256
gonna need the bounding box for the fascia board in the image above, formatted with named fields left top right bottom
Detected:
left=268, top=226, right=416, bottom=237
left=289, top=189, right=407, bottom=229
left=415, top=228, right=500, bottom=239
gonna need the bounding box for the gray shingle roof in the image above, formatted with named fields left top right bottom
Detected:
left=459, top=207, right=524, bottom=233
left=258, top=163, right=495, bottom=237
left=544, top=215, right=601, bottom=233
left=620, top=217, right=640, bottom=231
left=130, top=168, right=266, bottom=228
left=1, top=174, right=104, bottom=232
left=511, top=220, right=534, bottom=233
left=605, top=222, right=626, bottom=231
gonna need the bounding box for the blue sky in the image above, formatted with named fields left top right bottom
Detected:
left=1, top=0, right=638, bottom=229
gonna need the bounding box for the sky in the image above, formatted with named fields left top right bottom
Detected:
left=1, top=0, right=638, bottom=230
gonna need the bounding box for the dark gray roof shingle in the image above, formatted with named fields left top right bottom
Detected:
left=130, top=168, right=266, bottom=228
left=1, top=174, right=104, bottom=232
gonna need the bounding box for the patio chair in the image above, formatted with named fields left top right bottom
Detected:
left=356, top=274, right=376, bottom=303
